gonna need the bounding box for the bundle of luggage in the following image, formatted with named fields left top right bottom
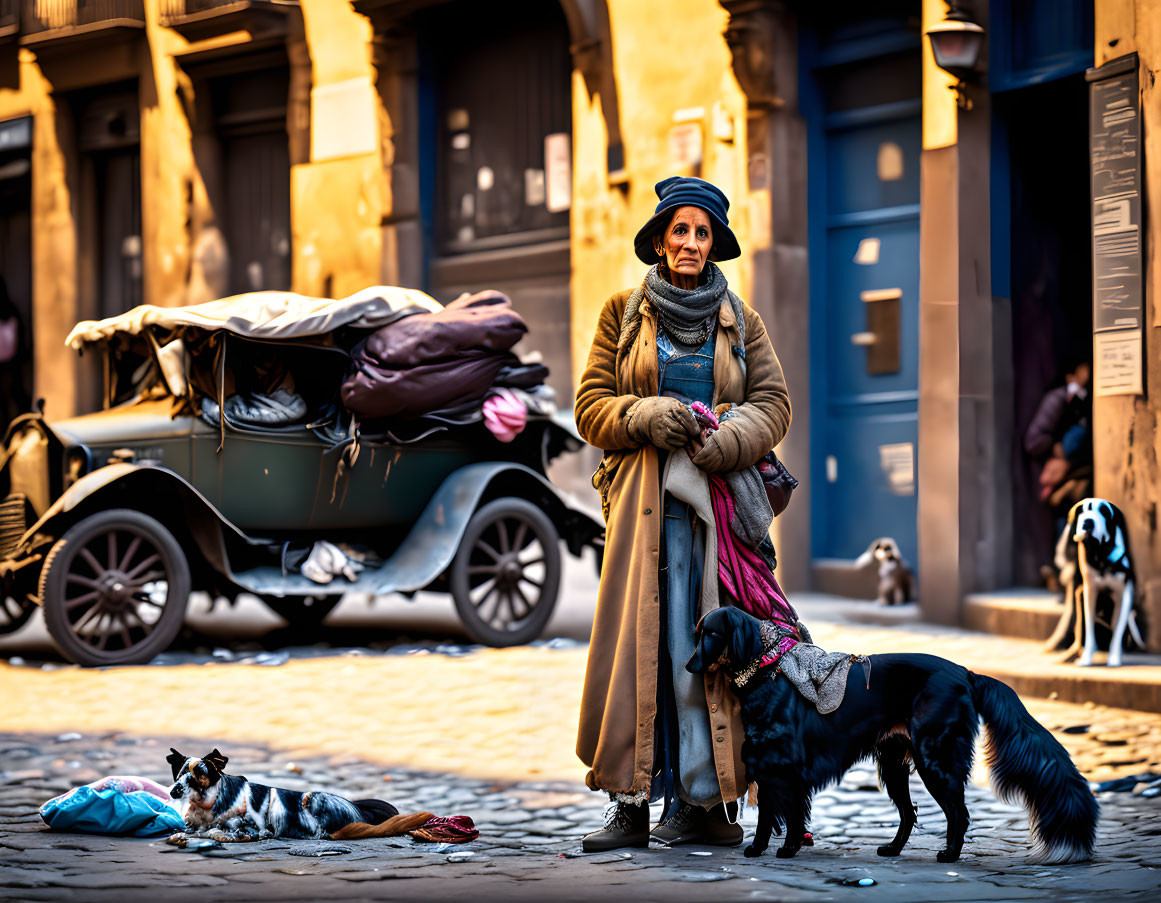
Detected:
left=191, top=289, right=555, bottom=444
left=340, top=290, right=553, bottom=442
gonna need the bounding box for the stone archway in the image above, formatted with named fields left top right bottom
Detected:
left=558, top=0, right=623, bottom=172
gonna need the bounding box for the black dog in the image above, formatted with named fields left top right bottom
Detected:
left=166, top=748, right=431, bottom=842
left=687, top=608, right=1098, bottom=863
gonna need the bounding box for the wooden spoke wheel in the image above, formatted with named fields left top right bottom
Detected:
left=450, top=499, right=561, bottom=647
left=39, top=510, right=190, bottom=666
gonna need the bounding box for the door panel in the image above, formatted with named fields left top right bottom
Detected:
left=225, top=133, right=291, bottom=293
left=811, top=46, right=921, bottom=565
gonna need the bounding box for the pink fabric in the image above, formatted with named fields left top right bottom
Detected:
left=482, top=389, right=527, bottom=442
left=75, top=776, right=172, bottom=801
left=758, top=634, right=799, bottom=671
left=412, top=814, right=479, bottom=843
left=708, top=474, right=796, bottom=628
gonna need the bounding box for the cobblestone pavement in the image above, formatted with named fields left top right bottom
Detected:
left=2, top=730, right=1160, bottom=903
left=3, top=568, right=1161, bottom=900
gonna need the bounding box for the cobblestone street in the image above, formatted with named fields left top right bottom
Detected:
left=2, top=729, right=1161, bottom=902
left=2, top=580, right=1161, bottom=900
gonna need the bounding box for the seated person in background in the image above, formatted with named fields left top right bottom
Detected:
left=1025, top=360, right=1092, bottom=588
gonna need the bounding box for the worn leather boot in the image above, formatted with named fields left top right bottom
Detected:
left=651, top=801, right=744, bottom=846
left=703, top=802, right=744, bottom=846
left=649, top=801, right=706, bottom=845
left=582, top=800, right=649, bottom=852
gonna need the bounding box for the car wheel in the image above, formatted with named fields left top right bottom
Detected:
left=0, top=593, right=35, bottom=634
left=262, top=596, right=340, bottom=628
left=450, top=498, right=562, bottom=647
left=40, top=510, right=191, bottom=666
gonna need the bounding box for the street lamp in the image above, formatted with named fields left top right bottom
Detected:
left=926, top=1, right=985, bottom=110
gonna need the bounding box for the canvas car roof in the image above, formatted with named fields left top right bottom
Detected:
left=65, top=286, right=444, bottom=350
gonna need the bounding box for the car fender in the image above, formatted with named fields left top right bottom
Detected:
left=14, top=463, right=252, bottom=563
left=373, top=461, right=600, bottom=594
left=223, top=461, right=604, bottom=599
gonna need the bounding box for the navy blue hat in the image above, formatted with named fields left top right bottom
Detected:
left=633, top=176, right=740, bottom=265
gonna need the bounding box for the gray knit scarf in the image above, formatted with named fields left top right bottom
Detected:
left=645, top=262, right=728, bottom=346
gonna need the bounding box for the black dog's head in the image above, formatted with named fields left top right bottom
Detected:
left=167, top=748, right=229, bottom=801
left=686, top=607, right=765, bottom=675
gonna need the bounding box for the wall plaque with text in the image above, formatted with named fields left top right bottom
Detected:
left=1088, top=53, right=1144, bottom=396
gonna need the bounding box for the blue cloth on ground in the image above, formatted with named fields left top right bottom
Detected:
left=40, top=785, right=185, bottom=836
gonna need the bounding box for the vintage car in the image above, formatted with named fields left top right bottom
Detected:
left=0, top=287, right=602, bottom=666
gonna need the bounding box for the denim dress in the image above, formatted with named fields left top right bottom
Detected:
left=654, top=329, right=720, bottom=811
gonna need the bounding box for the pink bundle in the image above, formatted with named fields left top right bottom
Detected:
left=482, top=389, right=527, bottom=442
left=708, top=474, right=796, bottom=628
left=411, top=814, right=479, bottom=843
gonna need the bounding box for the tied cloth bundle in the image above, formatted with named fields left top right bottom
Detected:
left=412, top=815, right=479, bottom=843
left=690, top=401, right=797, bottom=628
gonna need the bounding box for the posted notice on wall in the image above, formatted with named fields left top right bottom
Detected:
left=544, top=133, right=572, bottom=213
left=1094, top=329, right=1143, bottom=396
left=1088, top=54, right=1145, bottom=398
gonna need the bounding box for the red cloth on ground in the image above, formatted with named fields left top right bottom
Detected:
left=708, top=473, right=796, bottom=629
left=410, top=814, right=479, bottom=843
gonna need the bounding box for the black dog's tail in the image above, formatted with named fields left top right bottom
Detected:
left=969, top=672, right=1098, bottom=863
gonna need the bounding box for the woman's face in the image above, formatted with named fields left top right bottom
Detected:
left=655, top=206, right=713, bottom=279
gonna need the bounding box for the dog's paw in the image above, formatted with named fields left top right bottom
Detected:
left=877, top=844, right=901, bottom=857
left=775, top=844, right=801, bottom=859
left=743, top=844, right=764, bottom=859
left=936, top=849, right=960, bottom=863
left=166, top=832, right=190, bottom=847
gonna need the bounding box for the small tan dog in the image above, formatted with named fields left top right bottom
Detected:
left=855, top=537, right=912, bottom=606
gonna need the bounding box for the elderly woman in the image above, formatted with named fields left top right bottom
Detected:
left=574, top=177, right=791, bottom=851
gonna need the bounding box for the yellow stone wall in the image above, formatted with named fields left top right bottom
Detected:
left=569, top=0, right=752, bottom=385
left=0, top=0, right=386, bottom=418
left=295, top=0, right=384, bottom=298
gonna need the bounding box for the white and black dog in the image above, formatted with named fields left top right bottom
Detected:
left=166, top=748, right=433, bottom=843
left=1045, top=498, right=1145, bottom=667
left=855, top=537, right=912, bottom=606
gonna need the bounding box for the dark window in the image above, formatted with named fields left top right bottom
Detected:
left=427, top=0, right=572, bottom=254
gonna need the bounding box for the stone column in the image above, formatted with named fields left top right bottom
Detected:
left=1091, top=0, right=1161, bottom=650
left=721, top=0, right=812, bottom=592
left=370, top=25, right=423, bottom=290
left=30, top=77, right=93, bottom=418
left=916, top=0, right=1009, bottom=624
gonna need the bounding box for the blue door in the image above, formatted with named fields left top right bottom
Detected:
left=805, top=29, right=922, bottom=566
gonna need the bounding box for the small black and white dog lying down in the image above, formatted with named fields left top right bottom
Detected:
left=166, top=748, right=432, bottom=843
left=687, top=608, right=1098, bottom=863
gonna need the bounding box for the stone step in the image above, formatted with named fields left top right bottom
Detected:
left=962, top=589, right=1065, bottom=642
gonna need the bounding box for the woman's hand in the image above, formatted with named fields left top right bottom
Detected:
left=687, top=424, right=743, bottom=475
left=626, top=397, right=700, bottom=449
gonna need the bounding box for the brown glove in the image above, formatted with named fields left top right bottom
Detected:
left=627, top=396, right=700, bottom=450
left=690, top=424, right=741, bottom=473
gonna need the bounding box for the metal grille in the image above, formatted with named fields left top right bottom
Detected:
left=0, top=493, right=30, bottom=561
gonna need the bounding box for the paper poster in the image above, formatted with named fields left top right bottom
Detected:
left=1094, top=329, right=1143, bottom=396
left=544, top=133, right=571, bottom=213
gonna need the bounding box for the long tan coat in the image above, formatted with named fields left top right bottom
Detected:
left=574, top=285, right=791, bottom=800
